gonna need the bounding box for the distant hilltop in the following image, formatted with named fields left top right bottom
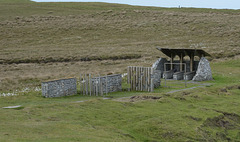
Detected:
left=31, top=0, right=240, bottom=10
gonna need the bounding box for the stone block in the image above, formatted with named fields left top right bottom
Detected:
left=41, top=78, right=77, bottom=98
left=173, top=72, right=184, bottom=80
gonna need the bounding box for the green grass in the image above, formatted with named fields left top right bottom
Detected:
left=1, top=0, right=240, bottom=141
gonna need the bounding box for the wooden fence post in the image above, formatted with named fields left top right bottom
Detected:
left=106, top=75, right=108, bottom=95
left=150, top=67, right=154, bottom=92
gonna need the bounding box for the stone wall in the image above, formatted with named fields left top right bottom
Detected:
left=41, top=78, right=77, bottom=98
left=92, top=74, right=122, bottom=94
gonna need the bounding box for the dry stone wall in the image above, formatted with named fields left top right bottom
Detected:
left=41, top=78, right=77, bottom=98
left=91, top=74, right=122, bottom=94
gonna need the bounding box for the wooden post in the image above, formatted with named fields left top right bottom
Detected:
left=89, top=74, right=91, bottom=96
left=100, top=77, right=103, bottom=96
left=133, top=67, right=136, bottom=91
left=140, top=67, right=143, bottom=91
left=92, top=75, right=95, bottom=96
left=80, top=74, right=82, bottom=95
left=137, top=67, right=139, bottom=90
left=83, top=74, right=85, bottom=95
left=99, top=74, right=101, bottom=96
left=130, top=66, right=133, bottom=91
left=145, top=67, right=147, bottom=91
left=190, top=54, right=194, bottom=72
left=96, top=76, right=98, bottom=96
left=171, top=53, right=174, bottom=70
left=147, top=67, right=149, bottom=92
left=85, top=74, right=88, bottom=95
left=150, top=67, right=154, bottom=92
left=180, top=53, right=183, bottom=72
left=127, top=66, right=130, bottom=91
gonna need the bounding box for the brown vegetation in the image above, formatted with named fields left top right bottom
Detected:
left=1, top=1, right=240, bottom=91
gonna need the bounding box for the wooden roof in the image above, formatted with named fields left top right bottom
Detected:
left=156, top=48, right=211, bottom=58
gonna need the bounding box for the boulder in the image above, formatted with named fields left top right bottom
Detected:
left=192, top=57, right=212, bottom=81
left=152, top=58, right=167, bottom=77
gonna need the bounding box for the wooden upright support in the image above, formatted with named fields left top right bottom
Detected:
left=180, top=53, right=183, bottom=72
left=170, top=53, right=174, bottom=70
left=190, top=54, right=194, bottom=72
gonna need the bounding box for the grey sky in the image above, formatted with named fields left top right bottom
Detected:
left=32, top=0, right=240, bottom=9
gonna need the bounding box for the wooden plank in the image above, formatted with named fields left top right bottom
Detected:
left=148, top=67, right=151, bottom=92
left=85, top=74, right=88, bottom=95
left=92, top=75, right=95, bottom=96
left=134, top=66, right=137, bottom=91
left=139, top=67, right=141, bottom=91
left=128, top=67, right=131, bottom=91
left=132, top=67, right=135, bottom=91
left=136, top=67, right=138, bottom=91
left=89, top=74, right=91, bottom=96
left=130, top=66, right=132, bottom=91
left=96, top=76, right=98, bottom=96
left=83, top=74, right=85, bottom=95
left=150, top=67, right=154, bottom=92
left=98, top=74, right=101, bottom=96
left=140, top=67, right=142, bottom=91
left=145, top=67, right=147, bottom=91
left=100, top=75, right=103, bottom=96
left=80, top=74, right=82, bottom=95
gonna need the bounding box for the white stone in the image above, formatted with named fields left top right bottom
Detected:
left=192, top=57, right=212, bottom=81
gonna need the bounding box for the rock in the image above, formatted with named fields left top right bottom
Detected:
left=192, top=57, right=212, bottom=81
left=152, top=58, right=167, bottom=77
left=153, top=70, right=161, bottom=88
left=2, top=105, right=22, bottom=109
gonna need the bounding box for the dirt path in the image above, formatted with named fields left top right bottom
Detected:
left=166, top=86, right=205, bottom=94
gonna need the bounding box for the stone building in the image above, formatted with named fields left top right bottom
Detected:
left=152, top=48, right=212, bottom=81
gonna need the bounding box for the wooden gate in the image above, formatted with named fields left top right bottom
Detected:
left=127, top=66, right=154, bottom=92
left=79, top=74, right=122, bottom=96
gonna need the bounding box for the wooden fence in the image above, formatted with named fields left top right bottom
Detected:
left=127, top=66, right=154, bottom=92
left=79, top=74, right=122, bottom=96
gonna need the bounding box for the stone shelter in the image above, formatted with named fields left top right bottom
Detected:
left=152, top=48, right=212, bottom=81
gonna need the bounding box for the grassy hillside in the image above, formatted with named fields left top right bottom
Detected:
left=1, top=0, right=240, bottom=91
left=0, top=1, right=240, bottom=141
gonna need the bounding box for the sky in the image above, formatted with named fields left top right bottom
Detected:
left=31, top=0, right=240, bottom=9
